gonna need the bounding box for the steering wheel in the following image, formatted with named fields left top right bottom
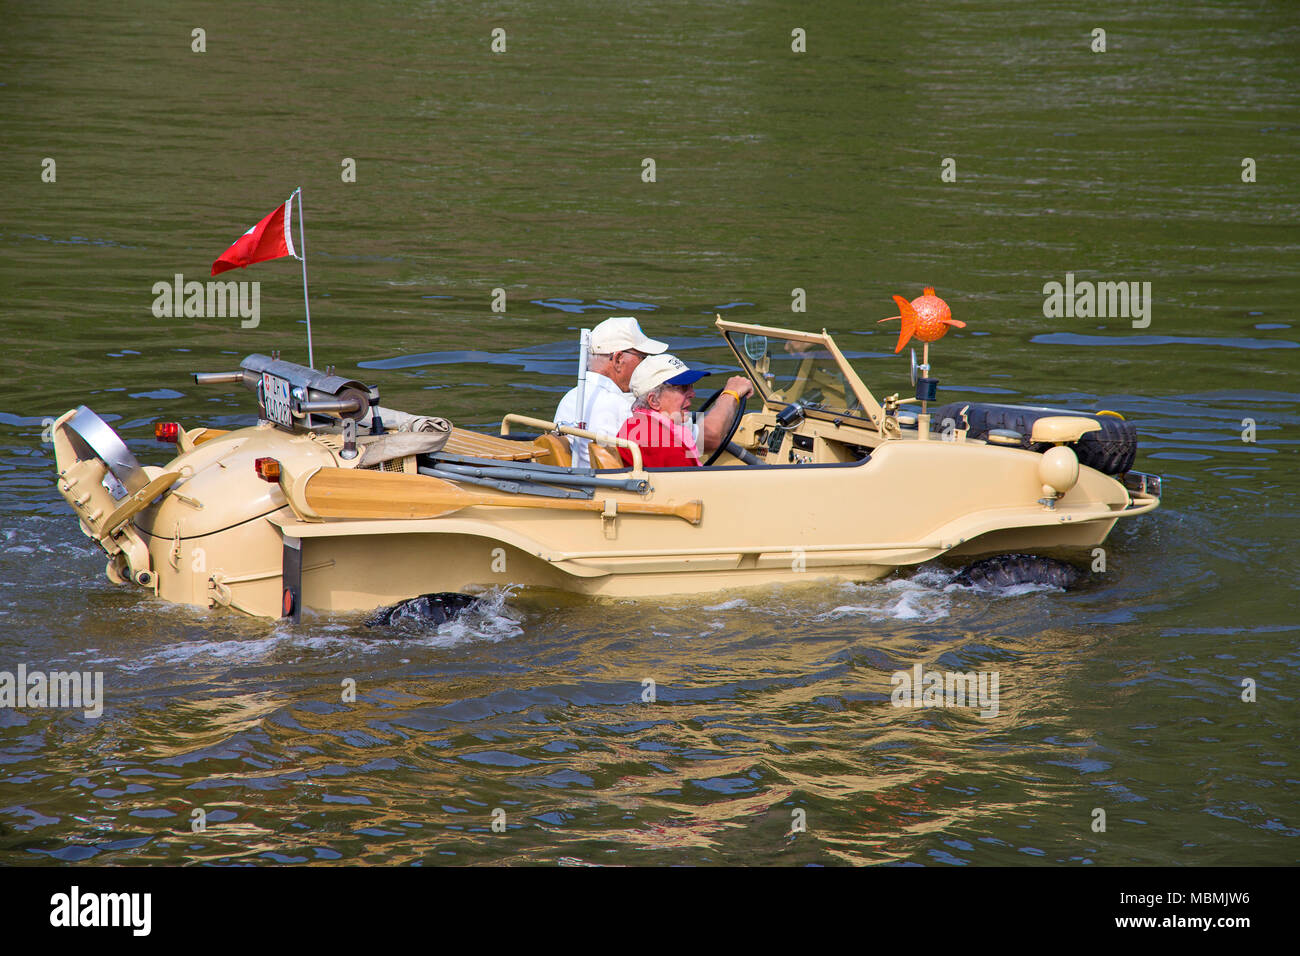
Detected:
left=694, top=386, right=750, bottom=466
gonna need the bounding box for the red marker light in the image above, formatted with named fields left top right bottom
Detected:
left=254, top=457, right=282, bottom=482
left=155, top=422, right=180, bottom=442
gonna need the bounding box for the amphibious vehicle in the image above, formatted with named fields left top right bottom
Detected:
left=51, top=316, right=1160, bottom=620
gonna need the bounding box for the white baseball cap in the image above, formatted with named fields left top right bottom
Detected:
left=630, top=353, right=712, bottom=399
left=589, top=316, right=668, bottom=356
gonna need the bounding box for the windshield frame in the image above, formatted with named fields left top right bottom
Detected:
left=714, top=317, right=883, bottom=428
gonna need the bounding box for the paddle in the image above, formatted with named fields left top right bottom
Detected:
left=299, top=467, right=703, bottom=525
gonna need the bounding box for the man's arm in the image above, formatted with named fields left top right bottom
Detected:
left=699, top=376, right=755, bottom=453
left=554, top=387, right=577, bottom=426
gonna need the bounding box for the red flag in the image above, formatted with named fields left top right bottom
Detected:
left=211, top=196, right=298, bottom=276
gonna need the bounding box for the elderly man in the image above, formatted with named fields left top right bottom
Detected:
left=616, top=354, right=754, bottom=467
left=554, top=316, right=668, bottom=468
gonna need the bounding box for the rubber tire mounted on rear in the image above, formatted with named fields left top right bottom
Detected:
left=932, top=402, right=1138, bottom=476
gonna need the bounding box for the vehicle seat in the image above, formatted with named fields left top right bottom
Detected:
left=532, top=433, right=572, bottom=467
left=588, top=441, right=624, bottom=470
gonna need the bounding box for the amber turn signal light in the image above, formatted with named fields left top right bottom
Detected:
left=254, top=457, right=282, bottom=482
left=154, top=422, right=180, bottom=442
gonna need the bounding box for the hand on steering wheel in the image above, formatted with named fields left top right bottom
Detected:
left=695, top=385, right=750, bottom=466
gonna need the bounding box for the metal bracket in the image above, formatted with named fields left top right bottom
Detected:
left=602, top=499, right=618, bottom=539
left=208, top=572, right=233, bottom=608
left=105, top=553, right=129, bottom=584
left=340, top=418, right=358, bottom=460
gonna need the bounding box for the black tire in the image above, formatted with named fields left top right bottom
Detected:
left=932, top=401, right=1138, bottom=475
left=954, top=554, right=1085, bottom=591
left=367, top=592, right=479, bottom=628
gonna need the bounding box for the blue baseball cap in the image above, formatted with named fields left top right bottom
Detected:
left=630, top=353, right=712, bottom=398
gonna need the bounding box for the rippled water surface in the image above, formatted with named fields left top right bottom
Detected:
left=1, top=0, right=1297, bottom=865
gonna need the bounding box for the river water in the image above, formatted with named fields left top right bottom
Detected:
left=1, top=0, right=1297, bottom=865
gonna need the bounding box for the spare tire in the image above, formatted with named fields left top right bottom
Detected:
left=931, top=402, right=1138, bottom=475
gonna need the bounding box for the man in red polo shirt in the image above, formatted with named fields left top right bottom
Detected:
left=616, top=354, right=753, bottom=467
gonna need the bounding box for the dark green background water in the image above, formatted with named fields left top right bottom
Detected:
left=1, top=0, right=1296, bottom=865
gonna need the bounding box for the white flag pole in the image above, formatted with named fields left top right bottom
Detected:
left=294, top=186, right=314, bottom=369
left=574, top=328, right=591, bottom=430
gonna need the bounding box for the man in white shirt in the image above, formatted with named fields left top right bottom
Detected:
left=554, top=316, right=667, bottom=468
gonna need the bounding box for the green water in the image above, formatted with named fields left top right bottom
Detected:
left=1, top=0, right=1297, bottom=865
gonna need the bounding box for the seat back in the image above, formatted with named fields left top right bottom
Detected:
left=532, top=433, right=572, bottom=467
left=588, top=441, right=624, bottom=470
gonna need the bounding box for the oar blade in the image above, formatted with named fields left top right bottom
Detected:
left=304, top=468, right=466, bottom=519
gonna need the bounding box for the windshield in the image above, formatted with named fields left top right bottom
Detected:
left=725, top=331, right=870, bottom=420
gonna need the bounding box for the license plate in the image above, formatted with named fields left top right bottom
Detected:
left=260, top=372, right=294, bottom=427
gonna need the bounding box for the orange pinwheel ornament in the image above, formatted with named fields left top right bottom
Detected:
left=878, top=287, right=966, bottom=353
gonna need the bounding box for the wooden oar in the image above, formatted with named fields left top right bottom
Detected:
left=302, top=467, right=703, bottom=524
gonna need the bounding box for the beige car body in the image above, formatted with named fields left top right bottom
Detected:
left=51, top=317, right=1159, bottom=619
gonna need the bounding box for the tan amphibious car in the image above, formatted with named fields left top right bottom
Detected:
left=52, top=316, right=1160, bottom=620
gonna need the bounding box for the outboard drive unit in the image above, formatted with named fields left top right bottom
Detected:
left=50, top=352, right=417, bottom=617
left=195, top=353, right=380, bottom=433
